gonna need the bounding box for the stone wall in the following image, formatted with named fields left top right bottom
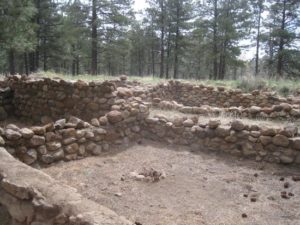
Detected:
left=142, top=116, right=300, bottom=165
left=0, top=87, right=14, bottom=121
left=150, top=81, right=299, bottom=108
left=154, top=99, right=300, bottom=120
left=4, top=76, right=117, bottom=122
left=0, top=99, right=149, bottom=167
left=0, top=149, right=132, bottom=225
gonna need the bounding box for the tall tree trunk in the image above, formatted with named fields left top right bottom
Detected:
left=76, top=57, right=80, bottom=75
left=277, top=0, right=286, bottom=77
left=35, top=0, right=41, bottom=70
left=218, top=40, right=227, bottom=80
left=91, top=0, right=98, bottom=75
left=212, top=0, right=218, bottom=80
left=151, top=37, right=156, bottom=77
left=173, top=0, right=180, bottom=79
left=29, top=52, right=35, bottom=73
left=166, top=25, right=171, bottom=79
left=72, top=45, right=76, bottom=76
left=255, top=4, right=262, bottom=76
left=159, top=0, right=165, bottom=78
left=24, top=52, right=29, bottom=76
left=9, top=49, right=16, bottom=75
left=43, top=37, right=47, bottom=71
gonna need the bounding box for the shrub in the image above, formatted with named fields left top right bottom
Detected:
left=236, top=77, right=267, bottom=92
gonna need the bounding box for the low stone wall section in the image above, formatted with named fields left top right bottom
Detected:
left=154, top=99, right=300, bottom=120
left=0, top=87, right=14, bottom=121
left=0, top=99, right=149, bottom=167
left=3, top=76, right=117, bottom=121
left=150, top=81, right=300, bottom=108
left=142, top=116, right=300, bottom=165
left=0, top=149, right=132, bottom=225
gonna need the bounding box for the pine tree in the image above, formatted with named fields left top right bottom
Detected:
left=0, top=0, right=36, bottom=75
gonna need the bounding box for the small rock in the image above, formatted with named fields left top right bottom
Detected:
left=183, top=119, right=194, bottom=127
left=292, top=176, right=300, bottom=182
left=91, top=118, right=100, bottom=127
left=107, top=110, right=123, bottom=124
left=231, top=120, right=245, bottom=131
left=31, top=126, right=46, bottom=135
left=99, top=116, right=108, bottom=126
left=114, top=192, right=122, bottom=197
left=54, top=119, right=66, bottom=129
left=281, top=191, right=289, bottom=199
left=208, top=120, right=220, bottom=129
left=241, top=213, right=248, bottom=218
left=284, top=182, right=290, bottom=189
left=272, top=134, right=289, bottom=147
left=261, top=128, right=277, bottom=136
left=20, top=128, right=34, bottom=139
left=5, top=129, right=22, bottom=140
left=30, top=135, right=46, bottom=146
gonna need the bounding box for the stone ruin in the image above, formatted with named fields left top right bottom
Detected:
left=0, top=75, right=299, bottom=224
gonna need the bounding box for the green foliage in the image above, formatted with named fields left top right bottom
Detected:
left=236, top=77, right=268, bottom=92
left=0, top=0, right=299, bottom=80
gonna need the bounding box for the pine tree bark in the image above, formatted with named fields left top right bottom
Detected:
left=277, top=0, right=286, bottom=77
left=173, top=0, right=180, bottom=79
left=159, top=0, right=165, bottom=78
left=166, top=25, right=171, bottom=79
left=24, top=52, right=29, bottom=76
left=8, top=49, right=16, bottom=75
left=255, top=4, right=262, bottom=76
left=35, top=0, right=41, bottom=70
left=91, top=0, right=98, bottom=75
left=212, top=0, right=218, bottom=80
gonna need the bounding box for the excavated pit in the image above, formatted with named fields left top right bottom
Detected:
left=42, top=140, right=300, bottom=225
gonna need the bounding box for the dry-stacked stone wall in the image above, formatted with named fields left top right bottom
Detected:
left=0, top=87, right=14, bottom=121
left=142, top=116, right=300, bottom=165
left=0, top=149, right=132, bottom=225
left=0, top=99, right=149, bottom=167
left=150, top=80, right=299, bottom=108
left=4, top=76, right=117, bottom=122
left=154, top=99, right=300, bottom=120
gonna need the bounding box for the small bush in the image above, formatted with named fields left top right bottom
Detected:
left=279, top=86, right=291, bottom=97
left=236, top=77, right=267, bottom=92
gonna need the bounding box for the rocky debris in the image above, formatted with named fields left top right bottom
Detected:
left=129, top=168, right=166, bottom=182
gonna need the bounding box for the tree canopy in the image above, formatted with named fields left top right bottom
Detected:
left=0, top=0, right=299, bottom=79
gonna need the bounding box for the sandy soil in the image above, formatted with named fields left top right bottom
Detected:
left=43, top=141, right=300, bottom=225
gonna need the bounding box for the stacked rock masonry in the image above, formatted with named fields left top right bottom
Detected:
left=0, top=75, right=300, bottom=225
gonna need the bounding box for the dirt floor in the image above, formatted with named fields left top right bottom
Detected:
left=42, top=141, right=300, bottom=225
